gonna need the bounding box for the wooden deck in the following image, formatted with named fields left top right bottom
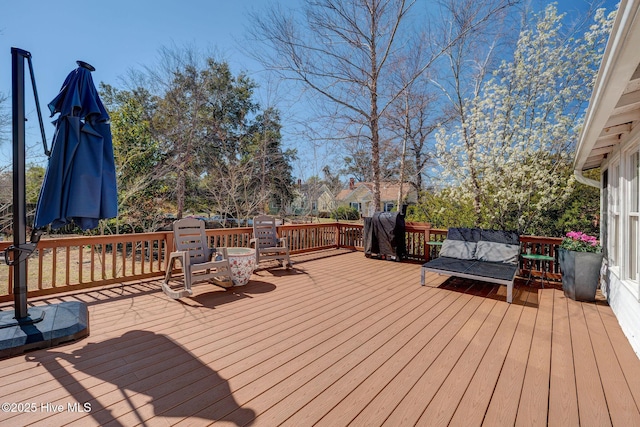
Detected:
left=1, top=249, right=639, bottom=426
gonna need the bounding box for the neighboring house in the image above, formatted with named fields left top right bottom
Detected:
left=573, top=0, right=640, bottom=356
left=335, top=178, right=417, bottom=216
left=284, top=182, right=335, bottom=216
left=316, top=184, right=336, bottom=215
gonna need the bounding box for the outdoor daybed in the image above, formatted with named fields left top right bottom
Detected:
left=420, top=227, right=520, bottom=303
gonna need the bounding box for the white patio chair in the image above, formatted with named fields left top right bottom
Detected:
left=250, top=215, right=291, bottom=268
left=162, top=218, right=232, bottom=299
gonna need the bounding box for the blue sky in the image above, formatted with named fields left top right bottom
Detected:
left=0, top=1, right=265, bottom=100
left=0, top=0, right=270, bottom=167
left=0, top=0, right=621, bottom=174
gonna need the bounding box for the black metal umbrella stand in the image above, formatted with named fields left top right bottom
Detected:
left=0, top=48, right=88, bottom=359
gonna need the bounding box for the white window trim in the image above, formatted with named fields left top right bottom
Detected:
left=619, top=139, right=640, bottom=300
left=610, top=159, right=621, bottom=269
left=628, top=151, right=639, bottom=282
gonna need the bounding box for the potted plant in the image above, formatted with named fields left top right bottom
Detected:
left=558, top=231, right=603, bottom=301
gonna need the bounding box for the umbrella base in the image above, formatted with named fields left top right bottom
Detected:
left=0, top=301, right=89, bottom=359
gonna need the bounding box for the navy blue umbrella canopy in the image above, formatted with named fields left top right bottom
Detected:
left=34, top=63, right=118, bottom=230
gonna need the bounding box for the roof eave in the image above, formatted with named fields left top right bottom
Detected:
left=574, top=0, right=640, bottom=172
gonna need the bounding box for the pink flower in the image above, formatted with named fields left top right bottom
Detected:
left=561, top=230, right=601, bottom=253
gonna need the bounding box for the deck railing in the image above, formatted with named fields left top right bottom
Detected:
left=519, top=234, right=564, bottom=280
left=0, top=222, right=564, bottom=302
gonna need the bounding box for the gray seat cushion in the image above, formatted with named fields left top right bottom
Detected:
left=423, top=256, right=517, bottom=282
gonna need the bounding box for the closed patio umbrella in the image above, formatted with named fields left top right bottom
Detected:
left=34, top=61, right=117, bottom=230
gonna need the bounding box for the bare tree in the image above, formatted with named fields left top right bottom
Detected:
left=0, top=94, right=11, bottom=234
left=0, top=169, right=11, bottom=236
left=247, top=0, right=517, bottom=212
left=0, top=91, right=9, bottom=146
left=201, top=105, right=295, bottom=223
left=384, top=53, right=451, bottom=201
left=387, top=88, right=440, bottom=206
left=202, top=160, right=268, bottom=225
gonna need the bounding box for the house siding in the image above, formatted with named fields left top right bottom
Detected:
left=606, top=271, right=640, bottom=355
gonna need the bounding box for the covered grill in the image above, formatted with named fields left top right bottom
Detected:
left=363, top=211, right=406, bottom=261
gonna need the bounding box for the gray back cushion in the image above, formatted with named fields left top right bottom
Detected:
left=442, top=227, right=520, bottom=262
left=475, top=241, right=520, bottom=264
left=447, top=227, right=481, bottom=243
left=479, top=229, right=520, bottom=245
left=440, top=239, right=477, bottom=260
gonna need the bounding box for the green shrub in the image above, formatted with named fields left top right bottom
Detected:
left=331, top=206, right=360, bottom=220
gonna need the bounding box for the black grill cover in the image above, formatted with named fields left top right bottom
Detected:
left=364, top=212, right=406, bottom=260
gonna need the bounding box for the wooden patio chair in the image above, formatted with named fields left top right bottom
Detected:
left=162, top=218, right=232, bottom=299
left=250, top=215, right=292, bottom=268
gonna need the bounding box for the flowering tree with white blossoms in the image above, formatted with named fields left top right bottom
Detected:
left=436, top=4, right=614, bottom=234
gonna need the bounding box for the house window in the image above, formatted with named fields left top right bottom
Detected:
left=384, top=202, right=395, bottom=212
left=350, top=202, right=361, bottom=212
left=628, top=152, right=639, bottom=281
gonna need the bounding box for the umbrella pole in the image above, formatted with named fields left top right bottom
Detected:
left=10, top=47, right=29, bottom=319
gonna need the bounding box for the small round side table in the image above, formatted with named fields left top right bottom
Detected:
left=522, top=253, right=554, bottom=288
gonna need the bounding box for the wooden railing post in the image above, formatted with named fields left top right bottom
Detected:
left=164, top=230, right=174, bottom=272
left=425, top=227, right=431, bottom=262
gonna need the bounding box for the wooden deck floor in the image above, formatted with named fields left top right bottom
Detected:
left=1, top=249, right=640, bottom=426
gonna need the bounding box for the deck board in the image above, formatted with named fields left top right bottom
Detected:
left=596, top=303, right=640, bottom=411
left=382, top=298, right=495, bottom=426
left=290, top=291, right=460, bottom=426
left=548, top=287, right=579, bottom=427
left=348, top=293, right=475, bottom=426
left=583, top=302, right=640, bottom=426
left=568, top=296, right=612, bottom=427
left=0, top=249, right=639, bottom=426
left=250, top=271, right=439, bottom=426
left=448, top=297, right=527, bottom=427
left=415, top=300, right=510, bottom=426
left=516, top=286, right=553, bottom=427
left=483, top=302, right=537, bottom=426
